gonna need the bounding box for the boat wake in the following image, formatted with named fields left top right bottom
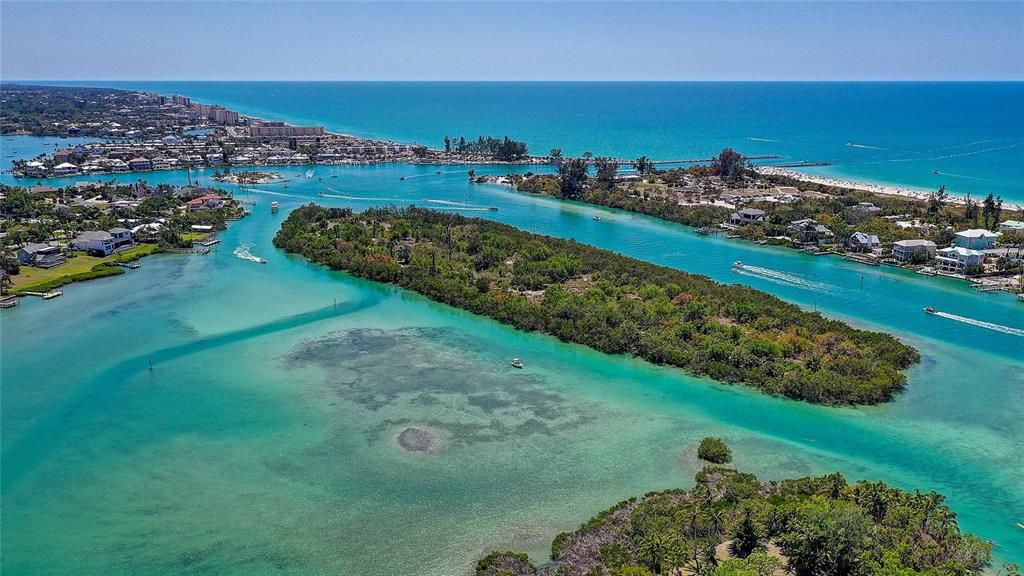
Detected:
left=233, top=243, right=265, bottom=264
left=321, top=188, right=394, bottom=202
left=746, top=137, right=782, bottom=143
left=423, top=199, right=492, bottom=211
left=933, top=142, right=1020, bottom=160
left=734, top=264, right=838, bottom=294
left=847, top=142, right=888, bottom=150
left=245, top=188, right=302, bottom=198
left=932, top=312, right=1024, bottom=337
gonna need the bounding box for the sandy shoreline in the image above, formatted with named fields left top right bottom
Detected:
left=754, top=166, right=1023, bottom=212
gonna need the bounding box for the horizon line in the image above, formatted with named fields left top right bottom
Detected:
left=5, top=79, right=1024, bottom=84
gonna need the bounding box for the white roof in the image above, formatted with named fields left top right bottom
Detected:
left=893, top=239, right=936, bottom=247
left=54, top=162, right=78, bottom=169
left=955, top=228, right=998, bottom=238
left=938, top=246, right=984, bottom=257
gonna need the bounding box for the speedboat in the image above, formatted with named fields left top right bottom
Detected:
left=258, top=258, right=267, bottom=264
left=400, top=176, right=406, bottom=181
left=593, top=216, right=602, bottom=221
left=733, top=261, right=743, bottom=268
left=488, top=207, right=498, bottom=211
left=923, top=306, right=938, bottom=314
left=436, top=170, right=443, bottom=175
left=270, top=201, right=280, bottom=213
left=511, top=358, right=524, bottom=369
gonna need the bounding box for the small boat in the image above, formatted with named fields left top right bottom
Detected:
left=400, top=176, right=406, bottom=181
left=932, top=170, right=940, bottom=174
left=510, top=358, right=524, bottom=369
left=593, top=216, right=602, bottom=221
left=923, top=306, right=938, bottom=314
left=330, top=174, right=338, bottom=178
left=733, top=261, right=743, bottom=268
left=436, top=170, right=443, bottom=175
left=270, top=201, right=280, bottom=213
left=258, top=258, right=267, bottom=264
left=488, top=207, right=498, bottom=211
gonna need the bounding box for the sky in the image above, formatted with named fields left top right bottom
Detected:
left=1, top=1, right=1022, bottom=81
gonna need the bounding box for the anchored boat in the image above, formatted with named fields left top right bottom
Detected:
left=270, top=201, right=280, bottom=213
left=510, top=358, right=524, bottom=369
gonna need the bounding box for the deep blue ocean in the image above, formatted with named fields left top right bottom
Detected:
left=33, top=81, right=1024, bottom=204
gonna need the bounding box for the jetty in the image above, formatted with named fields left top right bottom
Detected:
left=0, top=295, right=18, bottom=309
left=610, top=155, right=783, bottom=166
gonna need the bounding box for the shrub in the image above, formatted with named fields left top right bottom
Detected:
left=698, top=437, right=732, bottom=464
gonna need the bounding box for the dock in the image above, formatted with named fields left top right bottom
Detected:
left=114, top=262, right=141, bottom=269
left=0, top=296, right=18, bottom=309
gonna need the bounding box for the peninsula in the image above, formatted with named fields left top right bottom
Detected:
left=274, top=205, right=920, bottom=405
left=1, top=84, right=540, bottom=179
left=481, top=150, right=1024, bottom=292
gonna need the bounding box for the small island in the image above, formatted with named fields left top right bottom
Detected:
left=274, top=205, right=919, bottom=405
left=474, top=451, right=994, bottom=576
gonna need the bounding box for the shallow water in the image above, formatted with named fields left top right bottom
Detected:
left=1, top=155, right=1022, bottom=573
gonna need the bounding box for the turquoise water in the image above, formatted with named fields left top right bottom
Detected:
left=1, top=145, right=1022, bottom=573
left=27, top=81, right=1024, bottom=204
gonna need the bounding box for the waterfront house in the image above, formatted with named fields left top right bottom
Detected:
left=954, top=229, right=998, bottom=249
left=151, top=157, right=172, bottom=170
left=16, top=243, right=67, bottom=268
left=847, top=232, right=880, bottom=252
left=23, top=161, right=48, bottom=177
left=788, top=219, right=834, bottom=244
left=187, top=194, right=224, bottom=211
left=54, top=149, right=74, bottom=164
left=109, top=159, right=129, bottom=173
left=729, top=208, right=766, bottom=226
left=892, top=239, right=937, bottom=263
left=53, top=162, right=79, bottom=177
left=935, top=246, right=984, bottom=275
left=998, top=220, right=1024, bottom=233
left=128, top=157, right=152, bottom=171
left=73, top=228, right=134, bottom=256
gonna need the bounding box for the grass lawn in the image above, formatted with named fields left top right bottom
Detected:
left=11, top=244, right=160, bottom=293
left=179, top=232, right=208, bottom=243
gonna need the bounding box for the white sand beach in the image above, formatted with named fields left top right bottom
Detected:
left=754, top=166, right=1023, bottom=212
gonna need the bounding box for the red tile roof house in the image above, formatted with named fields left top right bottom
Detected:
left=187, top=194, right=224, bottom=211
left=54, top=149, right=75, bottom=164
left=128, top=157, right=152, bottom=171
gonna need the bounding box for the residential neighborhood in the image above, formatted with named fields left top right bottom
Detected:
left=1, top=179, right=244, bottom=296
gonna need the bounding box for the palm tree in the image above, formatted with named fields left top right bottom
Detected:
left=637, top=532, right=680, bottom=574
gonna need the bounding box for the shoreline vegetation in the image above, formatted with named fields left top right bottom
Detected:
left=274, top=205, right=919, bottom=405
left=474, top=442, right=997, bottom=576
left=476, top=150, right=1024, bottom=291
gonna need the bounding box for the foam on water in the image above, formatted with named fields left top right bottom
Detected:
left=932, top=311, right=1024, bottom=337
left=233, top=243, right=265, bottom=263
left=733, top=264, right=839, bottom=295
